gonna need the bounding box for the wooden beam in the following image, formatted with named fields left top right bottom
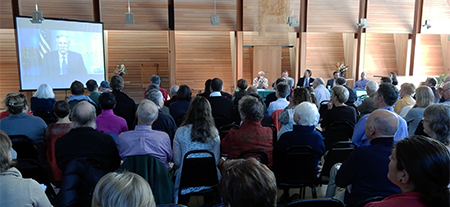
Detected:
left=93, top=0, right=101, bottom=22
left=236, top=0, right=243, bottom=31
left=168, top=31, right=176, bottom=86
left=409, top=0, right=424, bottom=76
left=355, top=0, right=368, bottom=82
left=11, top=0, right=19, bottom=17
left=168, top=0, right=174, bottom=30
left=296, top=0, right=307, bottom=83
left=235, top=0, right=243, bottom=86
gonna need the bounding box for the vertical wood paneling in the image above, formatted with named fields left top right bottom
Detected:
left=363, top=33, right=397, bottom=78
left=441, top=35, right=450, bottom=72
left=308, top=0, right=359, bottom=33
left=366, top=0, right=415, bottom=33
left=422, top=0, right=450, bottom=34
left=415, top=34, right=445, bottom=76
left=305, top=33, right=345, bottom=80
left=107, top=30, right=169, bottom=102
left=242, top=47, right=253, bottom=84
left=0, top=29, right=20, bottom=104
left=18, top=0, right=95, bottom=22
left=175, top=31, right=232, bottom=93
left=394, top=34, right=410, bottom=76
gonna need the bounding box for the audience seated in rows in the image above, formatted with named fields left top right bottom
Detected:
left=164, top=84, right=179, bottom=107
left=0, top=93, right=32, bottom=120
left=86, top=79, right=101, bottom=106
left=68, top=80, right=96, bottom=106
left=0, top=93, right=47, bottom=144
left=439, top=82, right=450, bottom=105
left=111, top=75, right=136, bottom=130
left=274, top=102, right=325, bottom=181
left=99, top=80, right=111, bottom=93
left=232, top=78, right=248, bottom=106
left=320, top=85, right=357, bottom=131
left=207, top=78, right=234, bottom=129
left=92, top=171, right=156, bottom=207
left=422, top=103, right=450, bottom=151
left=312, top=77, right=330, bottom=104
left=267, top=82, right=290, bottom=116
left=146, top=84, right=170, bottom=114
left=352, top=83, right=408, bottom=146
left=394, top=83, right=416, bottom=114
left=221, top=96, right=273, bottom=168
left=0, top=130, right=53, bottom=207
left=422, top=77, right=439, bottom=103
left=404, top=86, right=434, bottom=135
left=95, top=92, right=128, bottom=135
left=357, top=80, right=379, bottom=116
left=327, top=109, right=401, bottom=206
left=169, top=84, right=192, bottom=127
left=366, top=135, right=449, bottom=207
left=172, top=96, right=220, bottom=203
left=45, top=100, right=72, bottom=184
left=265, top=77, right=287, bottom=108
left=219, top=158, right=277, bottom=207
left=118, top=99, right=173, bottom=169
left=145, top=89, right=177, bottom=140
left=278, top=87, right=314, bottom=139
left=30, top=83, right=56, bottom=118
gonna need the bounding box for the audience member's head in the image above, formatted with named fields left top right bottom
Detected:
left=150, top=75, right=161, bottom=86
left=169, top=85, right=179, bottom=97
left=304, top=69, right=312, bottom=78
left=237, top=79, right=248, bottom=90
left=365, top=80, right=379, bottom=96
left=145, top=84, right=159, bottom=93
left=291, top=87, right=312, bottom=106
left=276, top=82, right=290, bottom=99
left=137, top=99, right=159, bottom=125
left=380, top=77, right=392, bottom=84
left=92, top=171, right=156, bottom=207
left=400, top=83, right=415, bottom=97
left=99, top=81, right=111, bottom=92
left=210, top=78, right=223, bottom=92
left=275, top=77, right=287, bottom=87
left=4, top=93, right=27, bottom=115
left=0, top=130, right=16, bottom=172
left=388, top=135, right=449, bottom=207
left=70, top=80, right=85, bottom=95
left=440, top=82, right=450, bottom=101
left=218, top=158, right=277, bottom=207
left=305, top=87, right=319, bottom=107
left=33, top=83, right=55, bottom=99
left=247, top=86, right=257, bottom=94
left=335, top=77, right=347, bottom=86
left=53, top=100, right=70, bottom=119
left=98, top=92, right=116, bottom=110
left=145, top=89, right=163, bottom=108
left=238, top=96, right=264, bottom=122
left=203, top=79, right=212, bottom=95
left=177, top=85, right=192, bottom=101
left=331, top=85, right=349, bottom=104
left=374, top=83, right=399, bottom=108
left=312, top=77, right=325, bottom=89
left=365, top=109, right=399, bottom=141
left=293, top=102, right=320, bottom=126
left=182, top=96, right=218, bottom=142
left=86, top=79, right=98, bottom=93
left=423, top=103, right=450, bottom=146
left=389, top=72, right=398, bottom=85
left=425, top=77, right=437, bottom=87
left=414, top=86, right=434, bottom=108
left=71, top=101, right=96, bottom=128
left=110, top=75, right=125, bottom=92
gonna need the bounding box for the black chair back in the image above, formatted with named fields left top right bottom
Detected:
left=33, top=110, right=56, bottom=124
left=179, top=150, right=218, bottom=196
left=283, top=145, right=316, bottom=184
left=414, top=120, right=427, bottom=136
left=212, top=113, right=230, bottom=130
left=219, top=124, right=240, bottom=139
left=262, top=124, right=277, bottom=146
left=319, top=100, right=330, bottom=119
left=323, top=121, right=354, bottom=150
left=238, top=150, right=268, bottom=166
left=320, top=141, right=357, bottom=181
left=284, top=198, right=344, bottom=207
left=9, top=135, right=40, bottom=160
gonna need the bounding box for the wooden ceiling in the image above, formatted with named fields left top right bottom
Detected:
left=1, top=0, right=449, bottom=34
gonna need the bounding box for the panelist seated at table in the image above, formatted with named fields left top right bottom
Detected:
left=253, top=71, right=269, bottom=89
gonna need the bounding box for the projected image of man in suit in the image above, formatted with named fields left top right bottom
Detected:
left=42, top=35, right=87, bottom=84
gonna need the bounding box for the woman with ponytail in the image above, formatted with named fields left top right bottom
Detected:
left=366, top=135, right=450, bottom=207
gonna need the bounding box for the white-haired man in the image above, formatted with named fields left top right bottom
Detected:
left=55, top=101, right=121, bottom=173
left=357, top=80, right=379, bottom=115
left=313, top=77, right=331, bottom=104
left=274, top=102, right=325, bottom=182
left=145, top=89, right=177, bottom=140
left=118, top=99, right=173, bottom=169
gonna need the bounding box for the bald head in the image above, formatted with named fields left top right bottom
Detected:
left=365, top=109, right=398, bottom=141
left=72, top=101, right=96, bottom=128
left=137, top=99, right=159, bottom=125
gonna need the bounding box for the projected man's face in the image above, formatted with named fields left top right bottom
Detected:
left=57, top=36, right=70, bottom=55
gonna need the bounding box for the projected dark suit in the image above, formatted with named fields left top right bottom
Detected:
left=42, top=50, right=87, bottom=87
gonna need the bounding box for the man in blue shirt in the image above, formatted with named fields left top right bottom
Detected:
left=352, top=83, right=408, bottom=146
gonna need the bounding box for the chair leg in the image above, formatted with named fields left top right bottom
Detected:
left=311, top=186, right=317, bottom=198
left=282, top=188, right=290, bottom=202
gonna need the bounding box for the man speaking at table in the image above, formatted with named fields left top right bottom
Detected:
left=253, top=71, right=269, bottom=89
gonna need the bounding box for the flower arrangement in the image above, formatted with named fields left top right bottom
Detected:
left=114, top=59, right=127, bottom=76
left=336, top=61, right=348, bottom=73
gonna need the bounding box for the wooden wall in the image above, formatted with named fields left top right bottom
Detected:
left=363, top=33, right=398, bottom=79
left=415, top=34, right=446, bottom=76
